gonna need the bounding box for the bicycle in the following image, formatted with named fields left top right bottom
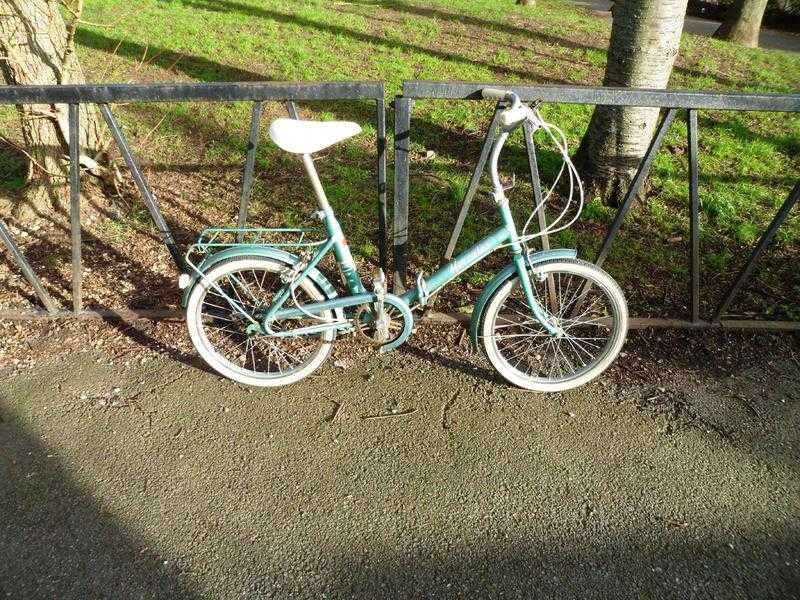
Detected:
left=179, top=88, right=628, bottom=391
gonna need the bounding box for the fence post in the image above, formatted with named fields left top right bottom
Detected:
left=376, top=96, right=388, bottom=274
left=393, top=96, right=412, bottom=292
left=687, top=109, right=701, bottom=323
left=69, top=103, right=82, bottom=314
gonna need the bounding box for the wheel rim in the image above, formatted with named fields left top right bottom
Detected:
left=485, top=263, right=623, bottom=387
left=192, top=259, right=333, bottom=383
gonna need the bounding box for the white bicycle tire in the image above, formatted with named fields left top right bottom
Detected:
left=481, top=258, right=628, bottom=392
left=186, top=256, right=334, bottom=387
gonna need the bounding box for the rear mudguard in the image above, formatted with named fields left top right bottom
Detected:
left=468, top=248, right=578, bottom=349
left=180, top=246, right=345, bottom=322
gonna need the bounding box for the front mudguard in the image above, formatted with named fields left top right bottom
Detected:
left=468, top=248, right=578, bottom=349
left=180, top=245, right=345, bottom=322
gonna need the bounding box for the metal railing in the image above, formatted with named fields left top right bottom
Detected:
left=2, top=79, right=799, bottom=330
left=0, top=81, right=386, bottom=318
left=393, top=81, right=800, bottom=329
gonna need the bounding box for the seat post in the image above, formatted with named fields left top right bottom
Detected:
left=300, top=151, right=364, bottom=293
left=301, top=153, right=333, bottom=215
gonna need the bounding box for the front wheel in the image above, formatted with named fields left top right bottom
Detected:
left=481, top=258, right=627, bottom=392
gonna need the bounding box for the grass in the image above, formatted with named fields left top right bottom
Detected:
left=0, top=0, right=798, bottom=318
left=0, top=142, right=26, bottom=194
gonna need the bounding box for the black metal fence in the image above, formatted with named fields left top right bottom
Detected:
left=1, top=80, right=799, bottom=329
left=393, top=81, right=800, bottom=330
left=0, top=81, right=386, bottom=318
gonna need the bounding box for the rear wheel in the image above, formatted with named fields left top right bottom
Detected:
left=481, top=258, right=627, bottom=392
left=186, top=256, right=335, bottom=387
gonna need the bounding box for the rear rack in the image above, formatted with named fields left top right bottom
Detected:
left=184, top=227, right=330, bottom=278
left=192, top=227, right=328, bottom=254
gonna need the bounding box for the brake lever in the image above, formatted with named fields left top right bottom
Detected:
left=526, top=100, right=545, bottom=131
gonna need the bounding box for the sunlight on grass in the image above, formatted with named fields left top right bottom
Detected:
left=0, top=0, right=797, bottom=317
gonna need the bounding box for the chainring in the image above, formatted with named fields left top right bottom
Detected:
left=354, top=304, right=402, bottom=346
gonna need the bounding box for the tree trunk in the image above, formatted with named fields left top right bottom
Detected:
left=516, top=0, right=535, bottom=6
left=713, top=0, right=768, bottom=47
left=576, top=0, right=688, bottom=206
left=0, top=0, right=106, bottom=217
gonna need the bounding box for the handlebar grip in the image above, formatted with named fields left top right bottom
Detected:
left=481, top=88, right=511, bottom=101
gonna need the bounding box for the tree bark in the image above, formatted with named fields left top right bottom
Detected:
left=713, top=0, right=768, bottom=47
left=576, top=0, right=688, bottom=207
left=0, top=0, right=106, bottom=217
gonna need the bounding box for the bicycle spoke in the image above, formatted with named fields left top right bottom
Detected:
left=232, top=272, right=262, bottom=307
left=558, top=275, right=584, bottom=318
left=491, top=331, right=550, bottom=340
left=554, top=340, right=575, bottom=374
left=489, top=263, right=621, bottom=386
left=196, top=261, right=331, bottom=380
left=562, top=335, right=590, bottom=367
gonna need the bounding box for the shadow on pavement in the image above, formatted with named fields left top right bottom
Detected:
left=402, top=342, right=503, bottom=386
left=324, top=531, right=800, bottom=598
left=0, top=397, right=202, bottom=599
left=1, top=334, right=799, bottom=598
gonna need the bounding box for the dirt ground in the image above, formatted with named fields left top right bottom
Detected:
left=1, top=319, right=799, bottom=599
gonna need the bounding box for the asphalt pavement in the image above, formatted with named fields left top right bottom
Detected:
left=573, top=0, right=800, bottom=53
left=1, top=323, right=798, bottom=599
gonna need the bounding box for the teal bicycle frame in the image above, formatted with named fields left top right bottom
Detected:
left=189, top=101, right=561, bottom=347
left=263, top=196, right=558, bottom=339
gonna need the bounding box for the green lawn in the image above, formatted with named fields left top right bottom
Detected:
left=1, top=0, right=798, bottom=318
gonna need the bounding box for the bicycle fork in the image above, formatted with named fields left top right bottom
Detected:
left=498, top=198, right=562, bottom=338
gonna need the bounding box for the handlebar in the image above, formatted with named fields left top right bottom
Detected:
left=481, top=87, right=512, bottom=101
left=481, top=87, right=522, bottom=108
left=480, top=88, right=582, bottom=243
left=482, top=88, right=541, bottom=130
left=482, top=89, right=539, bottom=196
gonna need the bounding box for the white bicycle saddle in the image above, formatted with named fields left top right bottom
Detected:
left=268, top=118, right=362, bottom=154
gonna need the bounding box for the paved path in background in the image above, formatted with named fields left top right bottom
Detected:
left=1, top=325, right=798, bottom=599
left=574, top=0, right=800, bottom=53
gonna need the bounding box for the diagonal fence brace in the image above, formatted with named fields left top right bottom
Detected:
left=236, top=100, right=264, bottom=242
left=713, top=180, right=800, bottom=321
left=99, top=103, right=186, bottom=272
left=443, top=102, right=504, bottom=262
left=235, top=100, right=300, bottom=241
left=0, top=220, right=58, bottom=314
left=569, top=108, right=678, bottom=315
left=593, top=108, right=678, bottom=269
